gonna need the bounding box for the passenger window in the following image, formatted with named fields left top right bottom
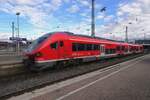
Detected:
left=60, top=41, right=64, bottom=47
left=72, top=43, right=78, bottom=51
left=87, top=44, right=92, bottom=50
left=94, top=44, right=99, bottom=50
left=117, top=46, right=120, bottom=51
left=50, top=42, right=58, bottom=49
left=78, top=44, right=85, bottom=51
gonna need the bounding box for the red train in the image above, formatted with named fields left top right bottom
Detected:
left=23, top=32, right=143, bottom=71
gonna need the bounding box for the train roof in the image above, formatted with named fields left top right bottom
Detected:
left=49, top=31, right=142, bottom=46
left=62, top=31, right=125, bottom=43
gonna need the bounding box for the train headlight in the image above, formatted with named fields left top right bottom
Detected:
left=35, top=52, right=42, bottom=57
left=23, top=55, right=28, bottom=59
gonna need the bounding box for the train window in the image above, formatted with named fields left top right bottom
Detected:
left=27, top=33, right=51, bottom=52
left=108, top=49, right=110, bottom=54
left=113, top=49, right=116, bottom=53
left=84, top=44, right=87, bottom=51
left=111, top=49, right=113, bottom=54
left=93, top=45, right=96, bottom=50
left=122, top=46, right=125, bottom=50
left=100, top=45, right=104, bottom=52
left=105, top=49, right=109, bottom=54
left=136, top=47, right=139, bottom=51
left=105, top=49, right=116, bottom=54
left=50, top=42, right=58, bottom=49
left=125, top=48, right=127, bottom=52
left=72, top=43, right=78, bottom=51
left=72, top=43, right=101, bottom=51
left=110, top=49, right=113, bottom=54
left=87, top=44, right=92, bottom=50
left=82, top=44, right=86, bottom=51
left=98, top=45, right=100, bottom=50
left=129, top=47, right=131, bottom=51
left=94, top=44, right=99, bottom=50
left=72, top=43, right=87, bottom=51
left=112, top=49, right=114, bottom=54
left=60, top=41, right=64, bottom=47
left=117, top=46, right=121, bottom=51
left=78, top=44, right=85, bottom=51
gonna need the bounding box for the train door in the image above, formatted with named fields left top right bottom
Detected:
left=50, top=41, right=59, bottom=59
left=100, top=45, right=105, bottom=56
left=128, top=45, right=130, bottom=53
left=58, top=40, right=68, bottom=59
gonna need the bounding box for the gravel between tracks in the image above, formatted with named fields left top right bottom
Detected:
left=0, top=54, right=144, bottom=99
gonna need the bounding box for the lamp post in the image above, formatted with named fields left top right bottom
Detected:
left=144, top=33, right=146, bottom=41
left=91, top=0, right=106, bottom=37
left=12, top=22, right=15, bottom=38
left=91, top=0, right=95, bottom=37
left=11, top=22, right=15, bottom=51
left=125, top=26, right=128, bottom=42
left=16, top=12, right=20, bottom=53
left=125, top=22, right=132, bottom=43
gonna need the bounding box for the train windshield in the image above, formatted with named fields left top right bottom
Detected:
left=26, top=33, right=52, bottom=52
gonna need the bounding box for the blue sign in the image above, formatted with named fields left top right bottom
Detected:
left=9, top=37, right=27, bottom=41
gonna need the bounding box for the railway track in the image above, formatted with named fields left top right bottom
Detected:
left=0, top=61, right=21, bottom=66
left=0, top=54, right=144, bottom=100
left=0, top=61, right=25, bottom=78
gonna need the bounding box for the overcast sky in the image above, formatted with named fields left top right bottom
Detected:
left=0, top=0, right=150, bottom=41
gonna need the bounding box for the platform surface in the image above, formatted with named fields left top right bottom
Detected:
left=9, top=54, right=150, bottom=100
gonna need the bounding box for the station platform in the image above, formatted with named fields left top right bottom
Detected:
left=0, top=54, right=22, bottom=65
left=0, top=54, right=23, bottom=77
left=9, top=54, right=150, bottom=100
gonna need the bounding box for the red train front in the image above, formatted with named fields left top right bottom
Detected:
left=23, top=32, right=69, bottom=71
